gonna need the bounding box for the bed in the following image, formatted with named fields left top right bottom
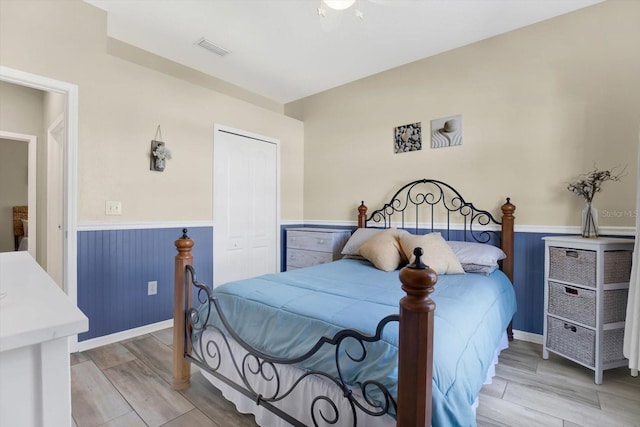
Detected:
left=172, top=179, right=517, bottom=426
left=13, top=206, right=28, bottom=251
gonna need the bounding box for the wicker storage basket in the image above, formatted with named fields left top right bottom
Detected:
left=549, top=247, right=632, bottom=287
left=547, top=316, right=595, bottom=366
left=549, top=247, right=596, bottom=287
left=548, top=283, right=628, bottom=327
left=603, top=250, right=632, bottom=283
left=547, top=316, right=626, bottom=367
left=548, top=282, right=596, bottom=326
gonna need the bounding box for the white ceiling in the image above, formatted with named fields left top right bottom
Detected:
left=85, top=0, right=602, bottom=104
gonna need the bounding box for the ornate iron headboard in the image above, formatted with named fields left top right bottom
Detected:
left=362, top=179, right=503, bottom=245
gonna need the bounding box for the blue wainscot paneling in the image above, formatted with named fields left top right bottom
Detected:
left=512, top=231, right=547, bottom=335
left=77, top=226, right=213, bottom=341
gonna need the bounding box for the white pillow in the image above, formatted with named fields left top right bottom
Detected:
left=446, top=241, right=505, bottom=267
left=460, top=263, right=498, bottom=275
left=21, top=219, right=29, bottom=237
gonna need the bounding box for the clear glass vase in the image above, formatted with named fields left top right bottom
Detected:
left=581, top=202, right=598, bottom=238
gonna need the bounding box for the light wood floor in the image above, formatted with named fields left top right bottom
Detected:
left=70, top=329, right=640, bottom=427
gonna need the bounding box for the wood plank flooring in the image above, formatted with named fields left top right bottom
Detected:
left=71, top=329, right=640, bottom=426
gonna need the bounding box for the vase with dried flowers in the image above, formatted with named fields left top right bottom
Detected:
left=567, top=165, right=625, bottom=238
left=152, top=143, right=172, bottom=171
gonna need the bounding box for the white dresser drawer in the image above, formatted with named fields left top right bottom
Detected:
left=287, top=248, right=333, bottom=269
left=287, top=231, right=336, bottom=252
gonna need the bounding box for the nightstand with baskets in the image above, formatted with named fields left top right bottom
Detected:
left=542, top=236, right=633, bottom=384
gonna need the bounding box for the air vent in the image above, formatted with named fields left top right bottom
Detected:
left=195, top=37, right=231, bottom=57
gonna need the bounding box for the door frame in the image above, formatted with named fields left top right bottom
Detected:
left=0, top=66, right=79, bottom=350
left=213, top=124, right=281, bottom=285
left=46, top=114, right=65, bottom=287
left=0, top=131, right=37, bottom=259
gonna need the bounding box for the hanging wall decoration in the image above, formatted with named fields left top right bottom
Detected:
left=394, top=122, right=422, bottom=153
left=431, top=115, right=463, bottom=148
left=150, top=125, right=171, bottom=172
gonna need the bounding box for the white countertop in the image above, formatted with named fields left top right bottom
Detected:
left=0, top=252, right=88, bottom=352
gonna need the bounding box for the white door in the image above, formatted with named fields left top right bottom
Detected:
left=47, top=116, right=64, bottom=288
left=213, top=126, right=279, bottom=286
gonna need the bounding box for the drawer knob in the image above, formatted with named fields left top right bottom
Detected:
left=563, top=323, right=577, bottom=333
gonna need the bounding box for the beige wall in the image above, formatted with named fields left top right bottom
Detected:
left=288, top=0, right=640, bottom=228
left=0, top=0, right=304, bottom=224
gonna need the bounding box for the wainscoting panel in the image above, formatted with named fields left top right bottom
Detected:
left=77, top=227, right=213, bottom=341
left=77, top=223, right=630, bottom=342
left=512, top=231, right=546, bottom=335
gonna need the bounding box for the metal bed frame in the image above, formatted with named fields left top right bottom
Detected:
left=172, top=179, right=516, bottom=426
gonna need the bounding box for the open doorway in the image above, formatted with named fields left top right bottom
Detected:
left=0, top=66, right=79, bottom=348
left=0, top=132, right=37, bottom=260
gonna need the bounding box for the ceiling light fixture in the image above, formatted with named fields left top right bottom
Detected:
left=318, top=0, right=363, bottom=19
left=324, top=0, right=356, bottom=10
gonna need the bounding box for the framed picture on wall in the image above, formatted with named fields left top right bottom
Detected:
left=431, top=115, right=462, bottom=148
left=394, top=122, right=422, bottom=153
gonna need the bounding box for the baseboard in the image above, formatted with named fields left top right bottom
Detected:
left=75, top=319, right=174, bottom=352
left=513, top=329, right=543, bottom=344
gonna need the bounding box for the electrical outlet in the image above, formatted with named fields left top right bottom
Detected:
left=106, top=200, right=122, bottom=215
left=147, top=280, right=157, bottom=296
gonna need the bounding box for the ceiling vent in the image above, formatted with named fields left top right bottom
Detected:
left=195, top=37, right=231, bottom=57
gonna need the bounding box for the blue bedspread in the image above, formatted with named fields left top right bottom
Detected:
left=202, top=258, right=516, bottom=427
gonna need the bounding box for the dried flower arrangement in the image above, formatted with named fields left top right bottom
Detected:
left=153, top=144, right=172, bottom=161
left=567, top=165, right=626, bottom=203
left=567, top=164, right=626, bottom=237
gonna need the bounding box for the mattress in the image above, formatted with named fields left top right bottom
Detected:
left=194, top=258, right=517, bottom=426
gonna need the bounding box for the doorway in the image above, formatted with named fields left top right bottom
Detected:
left=0, top=132, right=36, bottom=259
left=0, top=66, right=79, bottom=349
left=213, top=125, right=280, bottom=286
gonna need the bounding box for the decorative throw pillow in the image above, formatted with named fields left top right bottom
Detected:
left=341, top=228, right=386, bottom=256
left=357, top=228, right=404, bottom=272
left=398, top=232, right=465, bottom=275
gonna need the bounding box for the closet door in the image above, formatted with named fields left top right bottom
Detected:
left=213, top=125, right=279, bottom=286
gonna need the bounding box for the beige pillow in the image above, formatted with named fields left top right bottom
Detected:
left=398, top=232, right=465, bottom=275
left=341, top=228, right=386, bottom=256
left=358, top=228, right=404, bottom=272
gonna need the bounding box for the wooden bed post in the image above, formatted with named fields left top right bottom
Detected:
left=396, top=248, right=438, bottom=427
left=173, top=229, right=194, bottom=390
left=500, top=198, right=516, bottom=283
left=357, top=201, right=367, bottom=228
left=500, top=198, right=516, bottom=341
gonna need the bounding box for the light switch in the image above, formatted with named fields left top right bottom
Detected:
left=105, top=201, right=122, bottom=215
